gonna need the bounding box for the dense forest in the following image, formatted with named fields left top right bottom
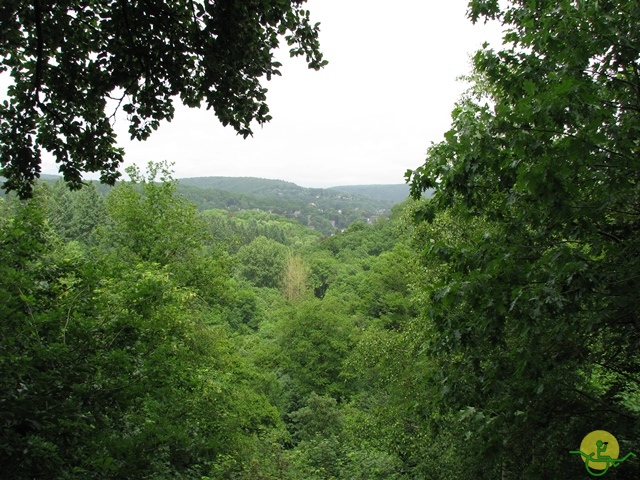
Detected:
left=4, top=158, right=638, bottom=478
left=1, top=163, right=420, bottom=478
left=2, top=0, right=640, bottom=478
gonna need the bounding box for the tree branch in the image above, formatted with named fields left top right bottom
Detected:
left=32, top=0, right=44, bottom=101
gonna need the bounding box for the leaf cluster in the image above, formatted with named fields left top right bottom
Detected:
left=0, top=0, right=326, bottom=198
left=404, top=0, right=640, bottom=476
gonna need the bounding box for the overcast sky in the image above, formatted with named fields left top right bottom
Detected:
left=40, top=0, right=505, bottom=188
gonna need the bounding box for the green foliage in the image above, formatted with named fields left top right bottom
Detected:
left=290, top=392, right=343, bottom=442
left=18, top=4, right=640, bottom=471
left=202, top=208, right=321, bottom=250
left=1, top=1, right=326, bottom=198
left=48, top=180, right=107, bottom=244
left=356, top=244, right=418, bottom=329
left=0, top=169, right=448, bottom=478
left=286, top=435, right=344, bottom=480
left=236, top=235, right=290, bottom=288
left=0, top=176, right=285, bottom=478
left=321, top=217, right=398, bottom=260
left=306, top=215, right=406, bottom=314
left=275, top=299, right=355, bottom=403
left=278, top=393, right=345, bottom=479
left=101, top=162, right=208, bottom=264
left=307, top=250, right=338, bottom=299
left=406, top=0, right=640, bottom=477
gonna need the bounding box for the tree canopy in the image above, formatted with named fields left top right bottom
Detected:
left=0, top=0, right=326, bottom=198
left=406, top=0, right=640, bottom=476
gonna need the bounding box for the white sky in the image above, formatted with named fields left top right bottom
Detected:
left=40, top=0, right=504, bottom=188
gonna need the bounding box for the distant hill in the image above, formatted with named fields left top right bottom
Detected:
left=175, top=176, right=407, bottom=213
left=175, top=177, right=400, bottom=235
left=329, top=184, right=410, bottom=204
left=178, top=176, right=302, bottom=196
left=39, top=174, right=64, bottom=181
left=15, top=174, right=413, bottom=236
left=178, top=176, right=411, bottom=207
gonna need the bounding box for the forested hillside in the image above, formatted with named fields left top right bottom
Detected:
left=176, top=177, right=402, bottom=235
left=0, top=163, right=420, bottom=478
left=178, top=176, right=411, bottom=205
left=17, top=175, right=405, bottom=236
left=328, top=184, right=411, bottom=204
